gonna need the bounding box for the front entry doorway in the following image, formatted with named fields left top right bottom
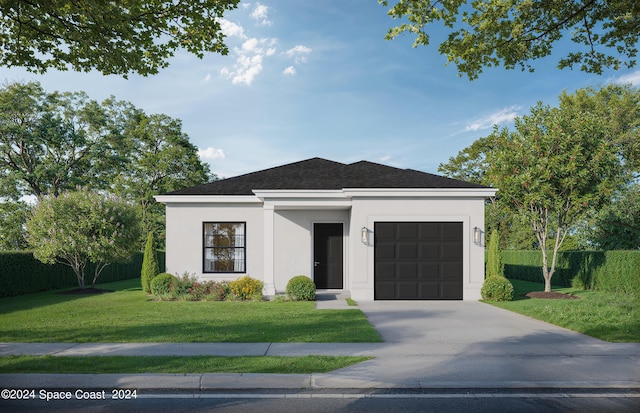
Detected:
left=313, top=223, right=344, bottom=289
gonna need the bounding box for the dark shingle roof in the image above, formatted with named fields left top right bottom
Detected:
left=165, top=158, right=488, bottom=195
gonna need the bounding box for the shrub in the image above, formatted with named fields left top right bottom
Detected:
left=169, top=272, right=197, bottom=299
left=286, top=275, right=316, bottom=301
left=141, top=232, right=160, bottom=294
left=187, top=281, right=226, bottom=301
left=228, top=276, right=264, bottom=301
left=481, top=276, right=514, bottom=301
left=25, top=189, right=141, bottom=289
left=486, top=229, right=504, bottom=278
left=150, top=273, right=176, bottom=296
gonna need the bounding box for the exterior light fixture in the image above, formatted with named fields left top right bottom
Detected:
left=361, top=227, right=368, bottom=244
left=473, top=227, right=482, bottom=246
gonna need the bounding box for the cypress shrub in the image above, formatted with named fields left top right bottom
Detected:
left=141, top=232, right=160, bottom=294
left=486, top=229, right=504, bottom=278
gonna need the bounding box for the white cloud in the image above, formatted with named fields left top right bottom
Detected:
left=220, top=38, right=277, bottom=85
left=283, top=66, right=296, bottom=76
left=285, top=45, right=312, bottom=63
left=219, top=18, right=246, bottom=39
left=465, top=106, right=521, bottom=131
left=201, top=73, right=212, bottom=83
left=251, top=3, right=272, bottom=26
left=613, top=70, right=640, bottom=86
left=198, top=147, right=226, bottom=160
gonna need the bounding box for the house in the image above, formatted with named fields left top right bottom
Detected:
left=155, top=158, right=497, bottom=301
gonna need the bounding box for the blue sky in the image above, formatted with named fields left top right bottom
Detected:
left=1, top=1, right=638, bottom=179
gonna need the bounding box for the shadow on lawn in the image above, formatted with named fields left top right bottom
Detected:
left=0, top=315, right=382, bottom=343
left=0, top=279, right=143, bottom=314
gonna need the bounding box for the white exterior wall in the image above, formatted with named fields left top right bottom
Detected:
left=158, top=188, right=493, bottom=301
left=273, top=210, right=349, bottom=293
left=163, top=202, right=264, bottom=282
left=347, top=195, right=487, bottom=301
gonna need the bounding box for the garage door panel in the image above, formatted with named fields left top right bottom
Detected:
left=441, top=222, right=462, bottom=238
left=375, top=222, right=463, bottom=300
left=420, top=243, right=440, bottom=259
left=375, top=263, right=396, bottom=280
left=398, top=282, right=419, bottom=299
left=375, top=282, right=397, bottom=299
left=398, top=262, right=418, bottom=278
left=441, top=282, right=464, bottom=299
left=376, top=223, right=396, bottom=239
left=441, top=262, right=462, bottom=279
left=418, top=282, right=441, bottom=299
left=398, top=243, right=418, bottom=259
left=419, top=262, right=439, bottom=279
left=441, top=242, right=463, bottom=259
left=398, top=223, right=419, bottom=239
left=419, top=223, right=439, bottom=239
left=376, top=243, right=396, bottom=259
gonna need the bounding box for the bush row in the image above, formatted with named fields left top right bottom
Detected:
left=502, top=250, right=640, bottom=297
left=0, top=251, right=165, bottom=297
left=152, top=274, right=264, bottom=302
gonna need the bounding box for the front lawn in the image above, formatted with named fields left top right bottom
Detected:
left=0, top=355, right=371, bottom=374
left=0, top=279, right=382, bottom=343
left=488, top=279, right=640, bottom=342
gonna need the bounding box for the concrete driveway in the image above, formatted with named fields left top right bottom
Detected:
left=313, top=300, right=640, bottom=388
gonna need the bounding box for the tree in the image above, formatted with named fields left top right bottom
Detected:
left=486, top=229, right=504, bottom=278
left=438, top=84, right=640, bottom=252
left=0, top=81, right=212, bottom=248
left=25, top=189, right=141, bottom=289
left=141, top=232, right=160, bottom=294
left=0, top=81, right=126, bottom=199
left=112, top=112, right=213, bottom=241
left=438, top=135, right=539, bottom=249
left=0, top=200, right=30, bottom=250
left=0, top=0, right=239, bottom=77
left=380, top=0, right=639, bottom=79
left=590, top=184, right=640, bottom=250
left=486, top=101, right=625, bottom=292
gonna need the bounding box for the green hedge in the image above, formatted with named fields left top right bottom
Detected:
left=0, top=251, right=165, bottom=298
left=502, top=250, right=639, bottom=297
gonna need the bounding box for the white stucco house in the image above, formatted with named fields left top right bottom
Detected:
left=155, top=158, right=496, bottom=301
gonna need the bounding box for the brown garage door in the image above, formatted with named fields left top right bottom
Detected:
left=374, top=222, right=463, bottom=300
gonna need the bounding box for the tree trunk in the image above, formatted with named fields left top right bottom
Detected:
left=540, top=248, right=552, bottom=292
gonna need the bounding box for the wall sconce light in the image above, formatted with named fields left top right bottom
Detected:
left=473, top=227, right=482, bottom=246
left=361, top=227, right=368, bottom=244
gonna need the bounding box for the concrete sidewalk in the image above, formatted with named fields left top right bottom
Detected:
left=1, top=301, right=639, bottom=391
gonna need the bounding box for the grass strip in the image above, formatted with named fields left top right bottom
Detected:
left=0, top=279, right=382, bottom=343
left=488, top=279, right=640, bottom=342
left=0, top=355, right=372, bottom=374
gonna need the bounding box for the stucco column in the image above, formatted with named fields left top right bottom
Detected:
left=263, top=204, right=276, bottom=296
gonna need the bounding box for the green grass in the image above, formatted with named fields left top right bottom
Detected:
left=0, top=355, right=371, bottom=374
left=488, top=279, right=640, bottom=342
left=0, top=279, right=382, bottom=343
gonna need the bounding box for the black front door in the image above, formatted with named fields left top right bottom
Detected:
left=313, top=223, right=343, bottom=289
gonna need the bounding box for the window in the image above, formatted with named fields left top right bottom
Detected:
left=203, top=222, right=246, bottom=273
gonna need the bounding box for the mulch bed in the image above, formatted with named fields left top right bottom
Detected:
left=524, top=291, right=580, bottom=300
left=57, top=288, right=114, bottom=295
